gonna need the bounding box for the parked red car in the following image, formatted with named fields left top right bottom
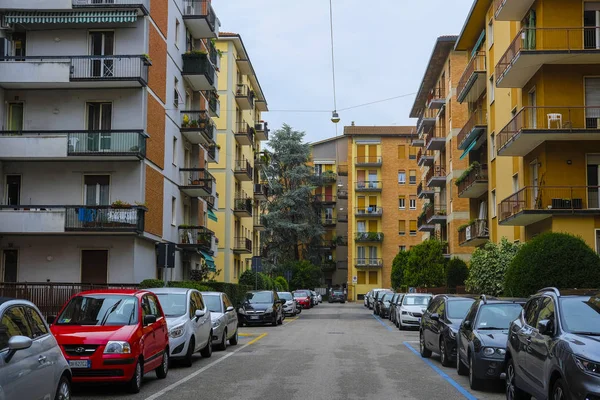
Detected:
left=293, top=290, right=312, bottom=309
left=50, top=289, right=169, bottom=393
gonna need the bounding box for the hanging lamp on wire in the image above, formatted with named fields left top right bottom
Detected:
left=328, top=0, right=340, bottom=124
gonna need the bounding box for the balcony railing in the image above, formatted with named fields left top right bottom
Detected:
left=417, top=213, right=434, bottom=231
left=417, top=108, right=438, bottom=134
left=426, top=165, right=446, bottom=183
left=355, top=207, right=383, bottom=216
left=201, top=194, right=216, bottom=210
left=457, top=107, right=487, bottom=150
left=180, top=167, right=215, bottom=185
left=496, top=27, right=600, bottom=85
left=425, top=204, right=447, bottom=223
left=180, top=110, right=210, bottom=129
left=178, top=225, right=214, bottom=250
left=235, top=84, right=255, bottom=109
left=182, top=53, right=216, bottom=88
left=254, top=183, right=269, bottom=199
left=458, top=219, right=489, bottom=246
left=207, top=145, right=219, bottom=163
left=457, top=52, right=486, bottom=102
left=316, top=172, right=337, bottom=184
left=497, top=106, right=600, bottom=155
left=427, top=86, right=446, bottom=108
left=234, top=159, right=253, bottom=178
left=499, top=186, right=600, bottom=224
left=355, top=258, right=383, bottom=268
left=337, top=189, right=348, bottom=199
left=356, top=181, right=382, bottom=191
left=65, top=205, right=145, bottom=232
left=337, top=164, right=348, bottom=176
left=208, top=91, right=220, bottom=117
left=337, top=213, right=348, bottom=222
left=314, top=194, right=336, bottom=203
left=457, top=163, right=488, bottom=196
left=336, top=236, right=348, bottom=246
left=355, top=156, right=382, bottom=166
left=253, top=215, right=265, bottom=227
left=320, top=217, right=337, bottom=226
left=425, top=125, right=446, bottom=151
left=234, top=198, right=253, bottom=215
left=182, top=0, right=219, bottom=32
left=234, top=237, right=252, bottom=253
left=355, top=232, right=384, bottom=242
left=235, top=121, right=255, bottom=144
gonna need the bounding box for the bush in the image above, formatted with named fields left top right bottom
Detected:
left=274, top=276, right=289, bottom=292
left=391, top=251, right=409, bottom=290
left=465, top=238, right=520, bottom=296
left=404, top=240, right=446, bottom=287
left=139, top=279, right=211, bottom=292
left=505, top=232, right=600, bottom=297
left=289, top=260, right=322, bottom=291
left=239, top=270, right=272, bottom=291
left=446, top=258, right=468, bottom=289
left=139, top=279, right=251, bottom=306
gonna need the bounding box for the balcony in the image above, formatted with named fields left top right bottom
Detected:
left=459, top=219, right=489, bottom=247
left=355, top=258, right=383, bottom=269
left=254, top=151, right=269, bottom=166
left=412, top=136, right=425, bottom=147
left=201, top=194, right=218, bottom=210
left=356, top=181, right=382, bottom=192
left=255, top=99, right=268, bottom=112
left=499, top=186, right=600, bottom=226
left=497, top=106, right=600, bottom=156
left=182, top=53, right=216, bottom=91
left=425, top=127, right=445, bottom=152
left=425, top=204, right=447, bottom=224
left=417, top=108, right=437, bottom=135
left=179, top=168, right=215, bottom=197
left=254, top=183, right=269, bottom=201
left=254, top=122, right=269, bottom=141
left=207, top=145, right=219, bottom=163
left=355, top=232, right=384, bottom=243
left=457, top=52, right=486, bottom=104
left=234, top=121, right=255, bottom=146
left=496, top=28, right=600, bottom=88
left=314, top=194, right=336, bottom=205
left=208, top=91, right=220, bottom=118
left=253, top=215, right=265, bottom=231
left=457, top=107, right=487, bottom=150
left=493, top=0, right=535, bottom=21
left=180, top=110, right=215, bottom=146
left=235, top=84, right=255, bottom=110
left=417, top=149, right=434, bottom=167
left=355, top=207, right=383, bottom=217
left=233, top=237, right=252, bottom=254
left=417, top=181, right=435, bottom=200
left=457, top=163, right=489, bottom=199
left=236, top=56, right=252, bottom=75
left=336, top=236, right=348, bottom=246
left=337, top=164, right=348, bottom=176
left=427, top=86, right=446, bottom=109
left=234, top=159, right=253, bottom=182
left=178, top=225, right=215, bottom=254
left=321, top=260, right=337, bottom=272
left=417, top=213, right=435, bottom=233
left=337, top=213, right=348, bottom=223
left=316, top=171, right=338, bottom=185
left=233, top=198, right=253, bottom=218
left=426, top=165, right=446, bottom=188
left=337, top=189, right=348, bottom=199
left=355, top=156, right=382, bottom=167
left=71, top=0, right=149, bottom=14
left=317, top=240, right=336, bottom=250
left=320, top=217, right=337, bottom=227
left=0, top=130, right=146, bottom=161
left=0, top=55, right=150, bottom=89
left=182, top=0, right=220, bottom=38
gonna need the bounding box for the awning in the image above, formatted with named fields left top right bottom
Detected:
left=208, top=209, right=218, bottom=222
left=5, top=11, right=138, bottom=24
left=200, top=251, right=216, bottom=272
left=460, top=138, right=478, bottom=160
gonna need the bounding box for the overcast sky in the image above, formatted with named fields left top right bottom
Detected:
left=213, top=0, right=474, bottom=144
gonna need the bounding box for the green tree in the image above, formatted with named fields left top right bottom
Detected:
left=274, top=276, right=289, bottom=292
left=239, top=270, right=272, bottom=290
left=289, top=260, right=322, bottom=291
left=505, top=232, right=600, bottom=297
left=446, top=258, right=468, bottom=291
left=465, top=238, right=520, bottom=296
left=404, top=240, right=446, bottom=287
left=391, top=250, right=409, bottom=290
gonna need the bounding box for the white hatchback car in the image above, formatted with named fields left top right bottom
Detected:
left=398, top=293, right=432, bottom=330
left=200, top=292, right=239, bottom=351
left=149, top=288, right=212, bottom=367
left=277, top=292, right=298, bottom=316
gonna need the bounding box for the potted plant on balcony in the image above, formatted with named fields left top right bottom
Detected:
left=182, top=113, right=190, bottom=128
left=111, top=200, right=131, bottom=209
left=189, top=119, right=199, bottom=128
left=455, top=161, right=480, bottom=186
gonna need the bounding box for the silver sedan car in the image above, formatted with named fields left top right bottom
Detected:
left=0, top=297, right=71, bottom=400
left=201, top=292, right=239, bottom=351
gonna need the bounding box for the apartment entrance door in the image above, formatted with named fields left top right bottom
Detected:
left=5, top=175, right=21, bottom=206
left=2, top=250, right=18, bottom=283
left=89, top=31, right=114, bottom=77
left=81, top=250, right=108, bottom=284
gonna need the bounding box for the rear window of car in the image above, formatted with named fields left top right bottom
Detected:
left=294, top=291, right=309, bottom=298
left=475, top=303, right=523, bottom=330
left=333, top=291, right=344, bottom=295
left=245, top=292, right=273, bottom=304
left=403, top=296, right=431, bottom=306
left=382, top=293, right=394, bottom=302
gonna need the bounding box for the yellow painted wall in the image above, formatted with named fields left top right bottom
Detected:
left=552, top=216, right=596, bottom=248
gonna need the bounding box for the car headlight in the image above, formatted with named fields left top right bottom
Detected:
left=264, top=307, right=273, bottom=314
left=448, top=329, right=456, bottom=339
left=574, top=355, right=600, bottom=375
left=238, top=308, right=246, bottom=315
left=104, top=341, right=131, bottom=354
left=212, top=319, right=223, bottom=329
left=482, top=347, right=506, bottom=356
left=169, top=324, right=186, bottom=338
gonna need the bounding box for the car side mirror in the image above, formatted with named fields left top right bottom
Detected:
left=462, top=320, right=472, bottom=330
left=46, top=315, right=56, bottom=325
left=538, top=319, right=554, bottom=336
left=226, top=306, right=234, bottom=312
left=144, top=315, right=157, bottom=325
left=430, top=313, right=440, bottom=321
left=4, top=336, right=33, bottom=363
left=279, top=300, right=286, bottom=304
left=195, top=309, right=205, bottom=319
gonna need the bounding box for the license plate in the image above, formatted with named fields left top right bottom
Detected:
left=249, top=316, right=259, bottom=320
left=69, top=360, right=91, bottom=369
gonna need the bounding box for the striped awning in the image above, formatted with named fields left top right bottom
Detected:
left=4, top=11, right=137, bottom=24
left=208, top=209, right=218, bottom=222
left=200, top=251, right=216, bottom=272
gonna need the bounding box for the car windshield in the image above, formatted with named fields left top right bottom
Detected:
left=278, top=292, right=293, bottom=301
left=403, top=296, right=431, bottom=306
left=447, top=299, right=476, bottom=319
left=56, top=295, right=138, bottom=326
left=203, top=295, right=223, bottom=313
left=155, top=293, right=187, bottom=317
left=245, top=292, right=273, bottom=304
left=560, top=297, right=600, bottom=335
left=382, top=293, right=393, bottom=302
left=475, top=304, right=523, bottom=330
left=294, top=291, right=309, bottom=298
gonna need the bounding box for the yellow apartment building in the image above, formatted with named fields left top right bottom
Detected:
left=344, top=125, right=423, bottom=301
left=410, top=36, right=477, bottom=260
left=209, top=32, right=269, bottom=282
left=455, top=0, right=600, bottom=250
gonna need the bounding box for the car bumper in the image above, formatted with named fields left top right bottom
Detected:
left=239, top=313, right=277, bottom=325
left=66, top=354, right=138, bottom=383
left=471, top=354, right=506, bottom=380
left=400, top=315, right=421, bottom=327
left=211, top=324, right=225, bottom=341
left=168, top=334, right=191, bottom=359
left=329, top=297, right=345, bottom=303
left=283, top=307, right=296, bottom=315
left=564, top=359, right=600, bottom=400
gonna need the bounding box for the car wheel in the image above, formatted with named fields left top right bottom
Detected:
left=200, top=332, right=213, bottom=358
left=127, top=360, right=143, bottom=393
left=229, top=328, right=239, bottom=346
left=505, top=358, right=531, bottom=400
left=419, top=331, right=432, bottom=358
left=278, top=314, right=283, bottom=325
left=182, top=336, right=195, bottom=367
left=440, top=338, right=452, bottom=367
left=217, top=329, right=227, bottom=351
left=54, top=375, right=70, bottom=400
left=272, top=315, right=278, bottom=326
left=552, top=378, right=569, bottom=400
left=469, top=353, right=483, bottom=390
left=399, top=318, right=405, bottom=330
left=456, top=351, right=469, bottom=376
left=155, top=349, right=169, bottom=379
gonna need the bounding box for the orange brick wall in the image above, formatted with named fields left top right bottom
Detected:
left=146, top=92, right=166, bottom=169
left=148, top=24, right=167, bottom=103
left=150, top=0, right=168, bottom=38
left=145, top=165, right=164, bottom=237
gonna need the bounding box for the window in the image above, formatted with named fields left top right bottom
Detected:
left=0, top=306, right=33, bottom=350
left=26, top=307, right=48, bottom=338
left=171, top=196, right=177, bottom=226
left=314, top=164, right=323, bottom=175
left=175, top=19, right=180, bottom=48
left=409, top=196, right=417, bottom=210
left=398, top=196, right=406, bottom=209
left=489, top=76, right=495, bottom=103
left=490, top=132, right=496, bottom=160
left=174, top=77, right=180, bottom=108
left=398, top=145, right=406, bottom=159
left=409, top=220, right=417, bottom=235
left=368, top=271, right=378, bottom=285
left=399, top=245, right=406, bottom=252
left=357, top=271, right=366, bottom=285
left=488, top=19, right=494, bottom=48
left=84, top=175, right=110, bottom=205
left=398, top=220, right=406, bottom=236
left=172, top=136, right=178, bottom=165
left=409, top=170, right=417, bottom=185
left=409, top=146, right=417, bottom=160
left=491, top=190, right=497, bottom=218
left=7, top=102, right=24, bottom=131
left=537, top=297, right=556, bottom=326
left=524, top=298, right=542, bottom=327
left=398, top=170, right=406, bottom=184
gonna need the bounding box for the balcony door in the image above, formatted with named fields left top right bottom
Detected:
left=356, top=170, right=365, bottom=188
left=81, top=250, right=108, bottom=284
left=585, top=78, right=600, bottom=129
left=7, top=102, right=23, bottom=131
left=86, top=102, right=112, bottom=152
left=89, top=31, right=114, bottom=78
left=368, top=170, right=377, bottom=188
left=368, top=246, right=377, bottom=264
left=357, top=246, right=365, bottom=265
left=588, top=155, right=600, bottom=208
left=84, top=175, right=110, bottom=206
left=5, top=175, right=21, bottom=206
left=530, top=160, right=539, bottom=209
left=2, top=249, right=18, bottom=283
left=324, top=207, right=333, bottom=223
left=584, top=4, right=600, bottom=49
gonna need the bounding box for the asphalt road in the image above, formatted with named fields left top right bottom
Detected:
left=73, top=303, right=506, bottom=400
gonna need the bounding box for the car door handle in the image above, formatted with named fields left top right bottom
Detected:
left=38, top=355, right=47, bottom=364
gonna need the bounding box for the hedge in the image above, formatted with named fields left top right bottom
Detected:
left=139, top=279, right=252, bottom=307
left=446, top=258, right=468, bottom=289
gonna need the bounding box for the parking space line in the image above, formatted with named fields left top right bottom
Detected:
left=372, top=314, right=395, bottom=332
left=403, top=342, right=478, bottom=400
left=238, top=332, right=257, bottom=337
left=283, top=317, right=298, bottom=326
left=144, top=333, right=268, bottom=400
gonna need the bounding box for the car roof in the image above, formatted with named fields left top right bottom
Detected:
left=277, top=291, right=292, bottom=294
left=77, top=289, right=144, bottom=296
left=405, top=293, right=432, bottom=296
left=437, top=294, right=479, bottom=300
left=147, top=287, right=193, bottom=294
left=481, top=298, right=527, bottom=305
left=248, top=290, right=273, bottom=294
left=200, top=291, right=222, bottom=296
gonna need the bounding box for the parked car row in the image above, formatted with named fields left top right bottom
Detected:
left=367, top=289, right=433, bottom=330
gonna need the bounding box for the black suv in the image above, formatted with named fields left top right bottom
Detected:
left=373, top=290, right=393, bottom=316
left=505, top=287, right=600, bottom=400
left=238, top=290, right=285, bottom=326
left=456, top=295, right=525, bottom=390
left=419, top=294, right=476, bottom=367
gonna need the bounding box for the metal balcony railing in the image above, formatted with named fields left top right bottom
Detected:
left=64, top=205, right=145, bottom=232
left=355, top=258, right=383, bottom=268
left=457, top=107, right=487, bottom=149
left=457, top=52, right=486, bottom=100
left=355, top=207, right=383, bottom=216
left=356, top=181, right=382, bottom=191
left=425, top=204, right=447, bottom=222
left=316, top=171, right=337, bottom=184
left=235, top=121, right=255, bottom=141
left=254, top=184, right=269, bottom=198
left=182, top=0, right=218, bottom=31
left=355, top=156, right=382, bottom=165
left=182, top=53, right=215, bottom=84
left=354, top=232, right=384, bottom=242
left=178, top=225, right=214, bottom=249
left=314, top=194, right=336, bottom=203
left=426, top=165, right=446, bottom=183
left=233, top=197, right=253, bottom=214
left=234, top=237, right=252, bottom=252
left=457, top=164, right=488, bottom=195
left=234, top=159, right=253, bottom=177
left=180, top=168, right=215, bottom=188
left=208, top=91, right=220, bottom=116
left=458, top=219, right=489, bottom=245
left=235, top=84, right=254, bottom=102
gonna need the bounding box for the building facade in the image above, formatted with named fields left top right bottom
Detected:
left=208, top=33, right=268, bottom=283
left=344, top=126, right=423, bottom=301
left=0, top=0, right=221, bottom=284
